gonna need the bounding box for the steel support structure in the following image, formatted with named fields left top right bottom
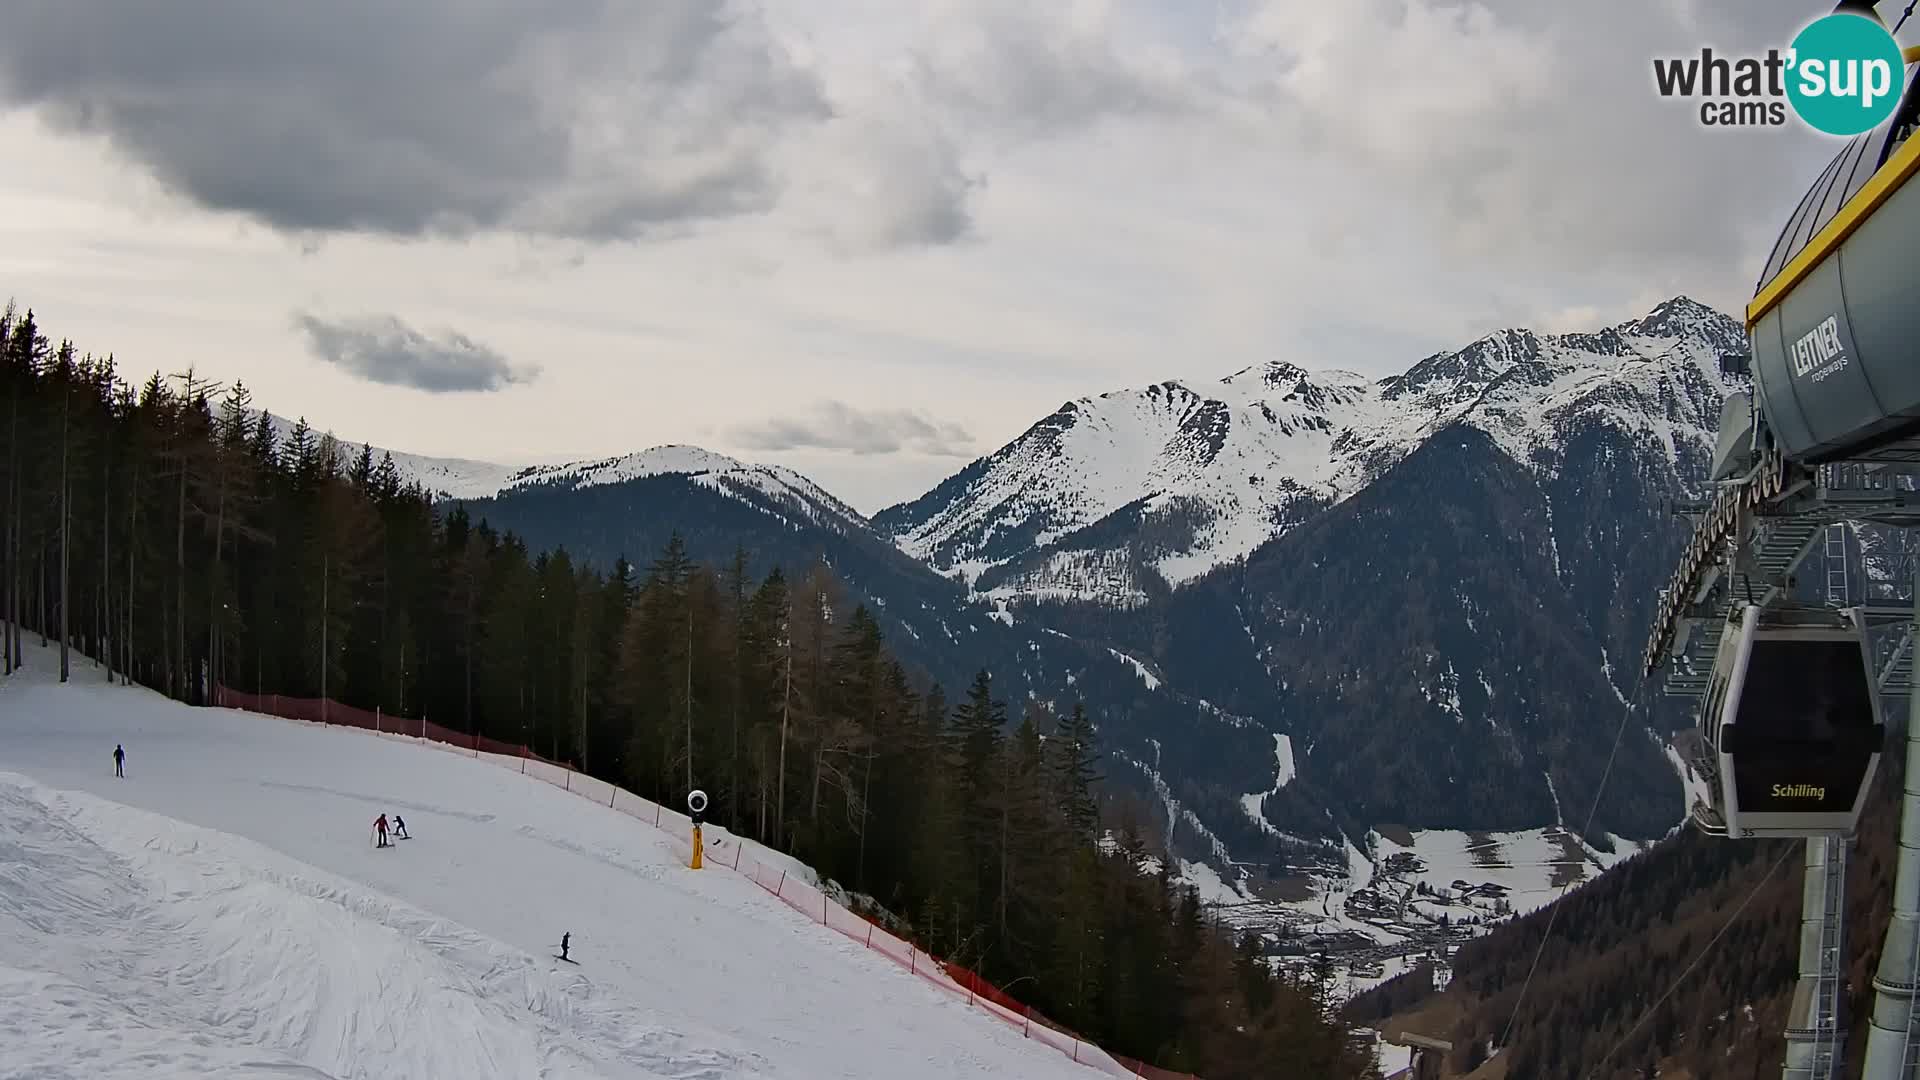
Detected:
left=1862, top=561, right=1920, bottom=1079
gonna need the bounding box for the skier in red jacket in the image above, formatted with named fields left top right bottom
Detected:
left=374, top=814, right=391, bottom=848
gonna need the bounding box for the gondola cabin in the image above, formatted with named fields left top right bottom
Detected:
left=1697, top=604, right=1884, bottom=838
left=1746, top=40, right=1920, bottom=465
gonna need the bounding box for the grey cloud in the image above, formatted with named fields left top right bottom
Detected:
left=908, top=1, right=1205, bottom=138
left=1221, top=0, right=1852, bottom=292
left=293, top=312, right=538, bottom=393
left=807, top=105, right=984, bottom=252
left=730, top=401, right=976, bottom=456
left=0, top=1, right=828, bottom=241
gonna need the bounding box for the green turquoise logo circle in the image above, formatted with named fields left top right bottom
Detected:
left=1785, top=13, right=1906, bottom=136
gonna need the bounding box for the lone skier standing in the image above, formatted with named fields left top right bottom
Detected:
left=113, top=744, right=125, bottom=778
left=560, top=932, right=570, bottom=962
left=374, top=813, right=391, bottom=848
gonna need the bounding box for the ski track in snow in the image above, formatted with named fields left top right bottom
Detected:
left=1238, top=734, right=1296, bottom=838
left=0, top=637, right=1111, bottom=1080
left=0, top=774, right=759, bottom=1080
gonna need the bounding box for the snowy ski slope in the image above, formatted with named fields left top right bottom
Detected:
left=0, top=637, right=1110, bottom=1080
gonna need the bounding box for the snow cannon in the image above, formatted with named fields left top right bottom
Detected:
left=1746, top=47, right=1920, bottom=466
left=687, top=789, right=708, bottom=870
left=1693, top=604, right=1884, bottom=838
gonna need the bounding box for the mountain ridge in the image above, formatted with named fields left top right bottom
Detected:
left=269, top=293, right=1734, bottom=582
left=870, top=295, right=1742, bottom=608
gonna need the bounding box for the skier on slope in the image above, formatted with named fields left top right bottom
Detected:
left=374, top=813, right=391, bottom=848
left=392, top=814, right=409, bottom=840
left=113, top=744, right=125, bottom=778
left=560, top=932, right=571, bottom=962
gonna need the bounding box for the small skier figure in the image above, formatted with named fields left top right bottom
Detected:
left=374, top=813, right=391, bottom=848
left=113, top=744, right=125, bottom=778
left=392, top=814, right=409, bottom=840
left=560, top=932, right=571, bottom=962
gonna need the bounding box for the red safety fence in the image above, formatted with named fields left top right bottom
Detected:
left=211, top=684, right=1201, bottom=1080
left=212, top=687, right=573, bottom=771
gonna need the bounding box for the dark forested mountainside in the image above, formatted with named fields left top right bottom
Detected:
left=1345, top=754, right=1906, bottom=1079
left=455, top=448, right=1302, bottom=878
left=1041, top=425, right=1686, bottom=846
left=1230, top=424, right=1682, bottom=841
left=0, top=304, right=1375, bottom=1080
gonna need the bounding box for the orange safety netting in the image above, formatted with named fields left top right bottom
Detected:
left=211, top=684, right=1200, bottom=1080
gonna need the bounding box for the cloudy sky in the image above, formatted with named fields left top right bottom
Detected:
left=0, top=0, right=1901, bottom=510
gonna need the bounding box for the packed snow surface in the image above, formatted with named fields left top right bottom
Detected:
left=0, top=640, right=1104, bottom=1080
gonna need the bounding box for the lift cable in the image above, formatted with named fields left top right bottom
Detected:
left=1584, top=843, right=1798, bottom=1080
left=1896, top=0, right=1918, bottom=33
left=1496, top=690, right=1636, bottom=1051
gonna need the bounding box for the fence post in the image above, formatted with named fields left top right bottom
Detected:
left=376, top=706, right=382, bottom=733
left=565, top=769, right=571, bottom=793
left=609, top=787, right=616, bottom=808
left=777, top=871, right=786, bottom=897
left=866, top=923, right=874, bottom=948
left=520, top=744, right=527, bottom=774
left=733, top=843, right=742, bottom=871
left=654, top=805, right=661, bottom=827
left=823, top=893, right=828, bottom=925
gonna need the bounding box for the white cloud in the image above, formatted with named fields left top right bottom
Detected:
left=0, top=0, right=1892, bottom=512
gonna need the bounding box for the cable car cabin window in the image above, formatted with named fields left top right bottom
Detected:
left=1724, top=635, right=1879, bottom=823
left=1735, top=639, right=1872, bottom=745
left=1809, top=133, right=1877, bottom=242
left=1754, top=118, right=1888, bottom=292
left=1786, top=149, right=1852, bottom=259
left=1760, top=153, right=1843, bottom=287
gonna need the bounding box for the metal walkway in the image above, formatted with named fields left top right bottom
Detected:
left=1655, top=465, right=1920, bottom=700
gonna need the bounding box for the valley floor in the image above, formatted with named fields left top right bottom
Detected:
left=1174, top=818, right=1651, bottom=1005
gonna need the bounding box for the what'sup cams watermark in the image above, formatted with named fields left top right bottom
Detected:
left=1653, top=10, right=1906, bottom=135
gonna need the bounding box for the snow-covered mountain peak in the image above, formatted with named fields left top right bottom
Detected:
left=505, top=445, right=751, bottom=490
left=1380, top=326, right=1543, bottom=409
left=1622, top=294, right=1738, bottom=343
left=239, top=417, right=868, bottom=531
left=1216, top=361, right=1374, bottom=415
left=1221, top=360, right=1311, bottom=392
left=876, top=296, right=1744, bottom=603
left=467, top=445, right=870, bottom=530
